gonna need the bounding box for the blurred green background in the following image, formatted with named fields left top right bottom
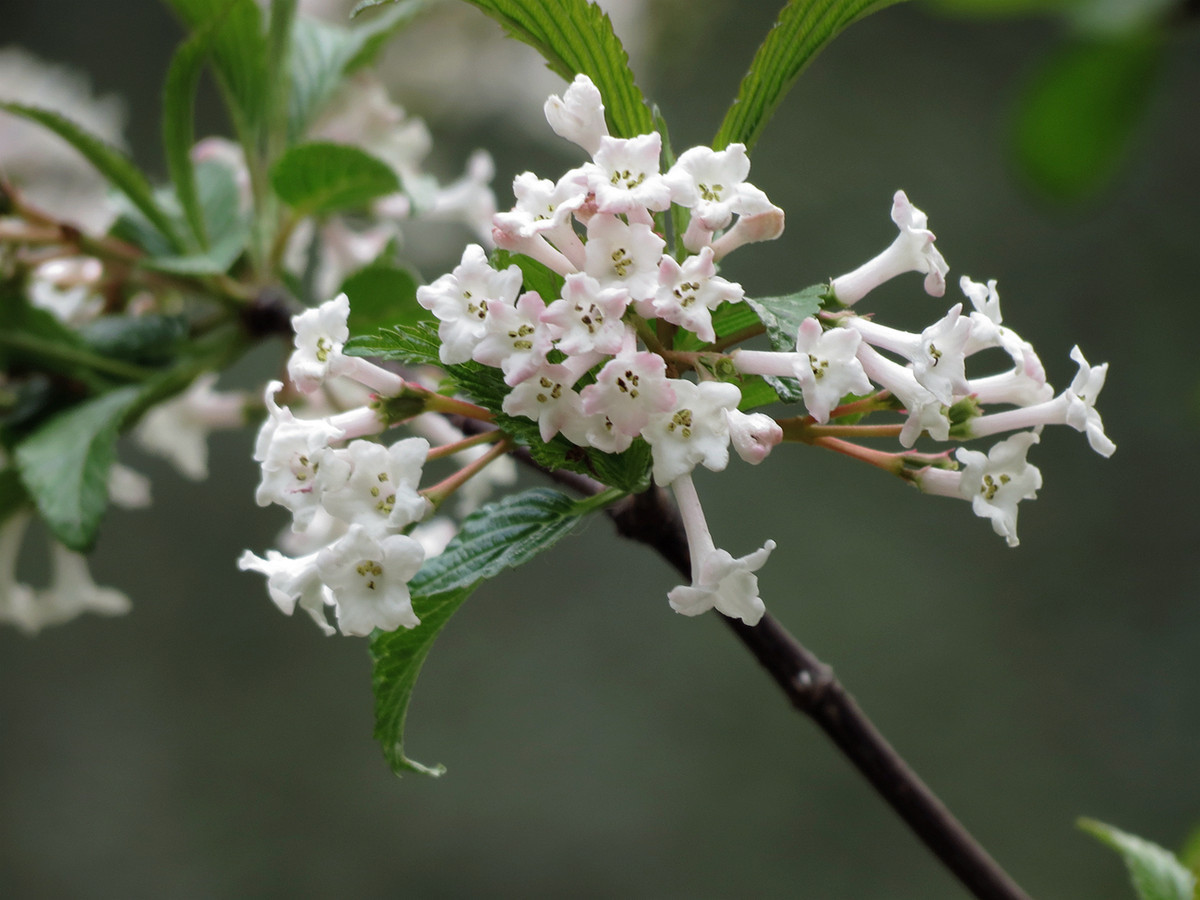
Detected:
left=2, top=1, right=1198, bottom=897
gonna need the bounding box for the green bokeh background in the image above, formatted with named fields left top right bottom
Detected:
left=2, top=2, right=1198, bottom=897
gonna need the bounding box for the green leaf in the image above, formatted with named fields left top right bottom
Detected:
left=163, top=27, right=215, bottom=247
left=713, top=0, right=906, bottom=152
left=0, top=103, right=185, bottom=251
left=745, top=284, right=825, bottom=352
left=415, top=487, right=588, bottom=594
left=143, top=160, right=250, bottom=275
left=370, top=582, right=476, bottom=777
left=289, top=2, right=426, bottom=138
left=270, top=142, right=400, bottom=215
left=338, top=264, right=425, bottom=335
left=371, top=487, right=591, bottom=775
left=1080, top=818, right=1197, bottom=900
left=1013, top=32, right=1162, bottom=202
left=15, top=386, right=142, bottom=552
left=79, top=316, right=190, bottom=366
left=165, top=0, right=269, bottom=146
left=458, top=0, right=653, bottom=138
left=736, top=375, right=781, bottom=411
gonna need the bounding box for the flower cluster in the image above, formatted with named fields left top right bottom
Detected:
left=735, top=191, right=1114, bottom=547
left=242, top=75, right=1114, bottom=638
left=417, top=74, right=787, bottom=624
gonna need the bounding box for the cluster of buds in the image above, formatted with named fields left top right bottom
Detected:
left=242, top=74, right=1114, bottom=637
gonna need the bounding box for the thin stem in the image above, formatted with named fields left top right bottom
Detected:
left=421, top=437, right=513, bottom=509
left=708, top=322, right=765, bottom=353
left=425, top=428, right=503, bottom=461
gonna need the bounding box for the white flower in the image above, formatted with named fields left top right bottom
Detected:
left=967, top=346, right=1115, bottom=457
left=540, top=273, right=630, bottom=357
left=642, top=380, right=741, bottom=484
left=288, top=294, right=351, bottom=394
left=727, top=409, right=782, bottom=465
left=666, top=474, right=774, bottom=624
left=317, top=525, right=425, bottom=636
left=583, top=214, right=666, bottom=303
left=473, top=291, right=552, bottom=386
left=317, top=438, right=431, bottom=534
left=830, top=190, right=949, bottom=305
left=253, top=381, right=345, bottom=529
left=581, top=349, right=676, bottom=437
left=108, top=463, right=152, bottom=509
left=408, top=149, right=498, bottom=246
left=493, top=169, right=588, bottom=264
left=285, top=217, right=397, bottom=303
left=416, top=244, right=523, bottom=365
left=919, top=432, right=1043, bottom=548
left=647, top=247, right=744, bottom=342
left=134, top=374, right=246, bottom=480
left=855, top=343, right=950, bottom=447
left=586, top=133, right=672, bottom=216
left=544, top=74, right=609, bottom=156
left=732, top=318, right=872, bottom=424
left=848, top=304, right=972, bottom=405
left=664, top=143, right=776, bottom=238
left=1063, top=345, right=1115, bottom=457
left=238, top=548, right=335, bottom=636
left=502, top=361, right=591, bottom=445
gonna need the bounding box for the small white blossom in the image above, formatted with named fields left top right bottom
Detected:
left=540, top=273, right=630, bottom=357
left=856, top=344, right=950, bottom=447
left=727, top=409, right=783, bottom=465
left=253, top=382, right=346, bottom=529
left=667, top=474, right=774, bottom=624
left=544, top=74, right=609, bottom=156
left=28, top=257, right=105, bottom=326
left=473, top=291, right=552, bottom=385
left=586, top=133, right=671, bottom=216
left=288, top=294, right=351, bottom=394
left=583, top=214, right=666, bottom=303
left=416, top=244, right=523, bottom=364
left=918, top=432, right=1043, bottom=548
left=581, top=349, right=676, bottom=437
left=830, top=190, right=949, bottom=305
left=237, top=548, right=335, bottom=635
left=848, top=304, right=972, bottom=405
left=317, top=438, right=431, bottom=534
left=664, top=143, right=777, bottom=244
left=642, top=380, right=741, bottom=484
left=967, top=346, right=1114, bottom=457
left=317, top=525, right=425, bottom=636
left=502, top=361, right=591, bottom=445
left=647, top=247, right=744, bottom=342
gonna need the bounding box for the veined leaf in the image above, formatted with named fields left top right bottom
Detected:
left=459, top=0, right=653, bottom=139
left=745, top=284, right=825, bottom=352
left=163, top=27, right=215, bottom=248
left=673, top=300, right=764, bottom=351
left=0, top=103, right=185, bottom=251
left=143, top=160, right=249, bottom=275
left=338, top=264, right=425, bottom=336
left=165, top=0, right=269, bottom=146
left=270, top=142, right=400, bottom=214
left=713, top=0, right=906, bottom=152
left=1079, top=818, right=1197, bottom=900
left=15, top=386, right=142, bottom=552
left=372, top=487, right=592, bottom=775
left=289, top=2, right=426, bottom=138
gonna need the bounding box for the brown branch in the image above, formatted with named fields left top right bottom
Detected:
left=531, top=461, right=1033, bottom=900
